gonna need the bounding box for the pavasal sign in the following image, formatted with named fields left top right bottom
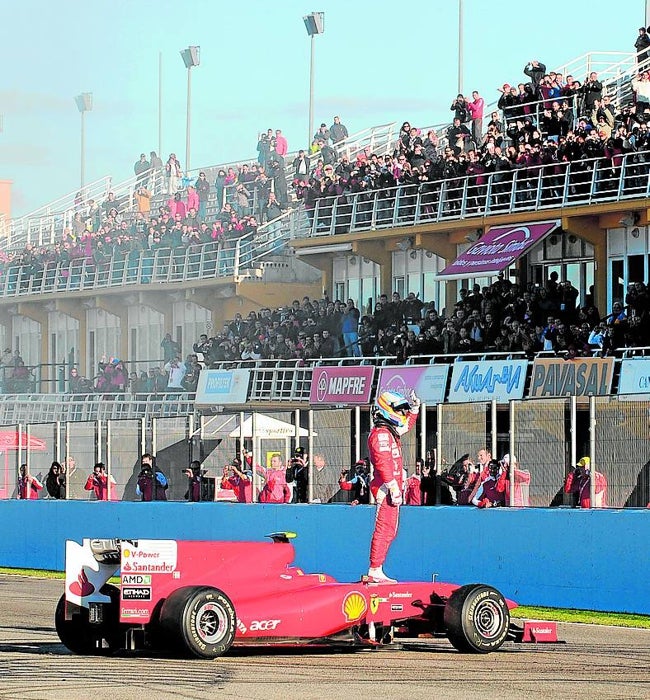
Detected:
left=529, top=358, right=614, bottom=398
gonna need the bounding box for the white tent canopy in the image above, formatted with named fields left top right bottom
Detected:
left=203, top=413, right=316, bottom=439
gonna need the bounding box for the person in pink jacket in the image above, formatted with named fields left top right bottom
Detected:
left=274, top=129, right=288, bottom=156
left=467, top=90, right=485, bottom=145
left=186, top=185, right=199, bottom=213
left=258, top=454, right=291, bottom=503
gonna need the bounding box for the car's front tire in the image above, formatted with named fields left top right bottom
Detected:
left=444, top=583, right=510, bottom=653
left=159, top=586, right=236, bottom=658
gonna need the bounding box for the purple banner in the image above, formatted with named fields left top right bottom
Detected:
left=439, top=220, right=560, bottom=278
left=310, top=366, right=375, bottom=405
left=377, top=365, right=449, bottom=405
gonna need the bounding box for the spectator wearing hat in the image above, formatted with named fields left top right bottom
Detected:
left=313, top=123, right=331, bottom=144
left=564, top=456, right=607, bottom=508
left=221, top=457, right=252, bottom=503
left=286, top=446, right=309, bottom=503
left=181, top=461, right=204, bottom=502
left=338, top=458, right=370, bottom=505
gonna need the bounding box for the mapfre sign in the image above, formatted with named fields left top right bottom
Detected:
left=309, top=366, right=375, bottom=405
left=529, top=358, right=614, bottom=398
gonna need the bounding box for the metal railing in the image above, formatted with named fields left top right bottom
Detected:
left=297, top=149, right=650, bottom=238
left=0, top=392, right=195, bottom=424
left=415, top=51, right=642, bottom=159
left=6, top=170, right=167, bottom=251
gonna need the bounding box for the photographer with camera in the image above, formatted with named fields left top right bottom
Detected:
left=471, top=460, right=506, bottom=508
left=84, top=462, right=116, bottom=501
left=183, top=460, right=204, bottom=502
left=285, top=446, right=309, bottom=503
left=136, top=453, right=168, bottom=502
left=338, top=458, right=370, bottom=505
left=45, top=461, right=66, bottom=499
left=564, top=456, right=608, bottom=508
left=17, top=464, right=43, bottom=500
left=442, top=453, right=481, bottom=505
left=221, top=457, right=253, bottom=503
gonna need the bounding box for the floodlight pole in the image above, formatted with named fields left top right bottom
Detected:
left=185, top=65, right=192, bottom=172
left=75, top=93, right=93, bottom=190
left=308, top=33, right=316, bottom=151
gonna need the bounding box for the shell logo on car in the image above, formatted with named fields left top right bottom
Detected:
left=342, top=591, right=367, bottom=622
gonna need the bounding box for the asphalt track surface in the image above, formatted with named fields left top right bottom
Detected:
left=0, top=576, right=649, bottom=700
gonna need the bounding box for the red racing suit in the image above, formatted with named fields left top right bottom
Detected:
left=368, top=411, right=417, bottom=569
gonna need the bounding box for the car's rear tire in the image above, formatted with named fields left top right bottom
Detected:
left=55, top=584, right=122, bottom=655
left=444, top=584, right=509, bottom=653
left=159, top=586, right=236, bottom=658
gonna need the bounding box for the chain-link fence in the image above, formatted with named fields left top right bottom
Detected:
left=438, top=402, right=488, bottom=468
left=3, top=400, right=650, bottom=507
left=511, top=399, right=568, bottom=507
left=594, top=397, right=650, bottom=507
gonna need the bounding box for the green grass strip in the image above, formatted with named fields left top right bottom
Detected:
left=514, top=606, right=650, bottom=629
left=0, top=568, right=120, bottom=584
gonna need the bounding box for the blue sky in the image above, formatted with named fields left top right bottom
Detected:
left=0, top=0, right=643, bottom=215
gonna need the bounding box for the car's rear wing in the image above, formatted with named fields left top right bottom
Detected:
left=64, top=539, right=122, bottom=608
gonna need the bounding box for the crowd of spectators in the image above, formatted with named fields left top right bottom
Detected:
left=193, top=274, right=650, bottom=367
left=298, top=55, right=650, bottom=222
left=68, top=333, right=201, bottom=396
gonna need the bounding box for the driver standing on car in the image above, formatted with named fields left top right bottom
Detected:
left=367, top=390, right=420, bottom=583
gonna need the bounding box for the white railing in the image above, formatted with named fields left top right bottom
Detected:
left=296, top=148, right=650, bottom=238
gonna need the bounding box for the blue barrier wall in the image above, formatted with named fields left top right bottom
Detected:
left=1, top=502, right=648, bottom=614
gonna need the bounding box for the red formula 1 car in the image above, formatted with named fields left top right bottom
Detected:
left=55, top=534, right=516, bottom=658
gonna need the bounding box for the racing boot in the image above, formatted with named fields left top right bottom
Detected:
left=367, top=566, right=397, bottom=583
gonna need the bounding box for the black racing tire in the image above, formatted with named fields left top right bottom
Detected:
left=55, top=584, right=122, bottom=655
left=159, top=586, right=236, bottom=659
left=443, top=584, right=510, bottom=654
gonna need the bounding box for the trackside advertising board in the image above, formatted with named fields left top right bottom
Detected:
left=309, top=366, right=375, bottom=405
left=529, top=358, right=614, bottom=398
left=448, top=360, right=527, bottom=402
left=195, top=369, right=250, bottom=405
left=377, top=366, right=449, bottom=405
left=617, top=358, right=650, bottom=401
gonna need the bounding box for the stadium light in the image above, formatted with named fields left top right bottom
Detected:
left=180, top=46, right=200, bottom=172
left=74, top=93, right=93, bottom=190
left=303, top=12, right=325, bottom=148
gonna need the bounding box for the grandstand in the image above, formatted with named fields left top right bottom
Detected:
left=1, top=39, right=650, bottom=509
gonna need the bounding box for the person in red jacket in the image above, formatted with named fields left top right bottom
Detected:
left=368, top=390, right=420, bottom=583
left=17, top=464, right=43, bottom=500
left=404, top=458, right=424, bottom=505
left=564, top=456, right=607, bottom=508
left=496, top=453, right=531, bottom=506
left=221, top=457, right=253, bottom=503
left=84, top=462, right=116, bottom=501
left=258, top=454, right=291, bottom=504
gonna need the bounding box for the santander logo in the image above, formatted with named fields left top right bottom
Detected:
left=68, top=569, right=95, bottom=596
